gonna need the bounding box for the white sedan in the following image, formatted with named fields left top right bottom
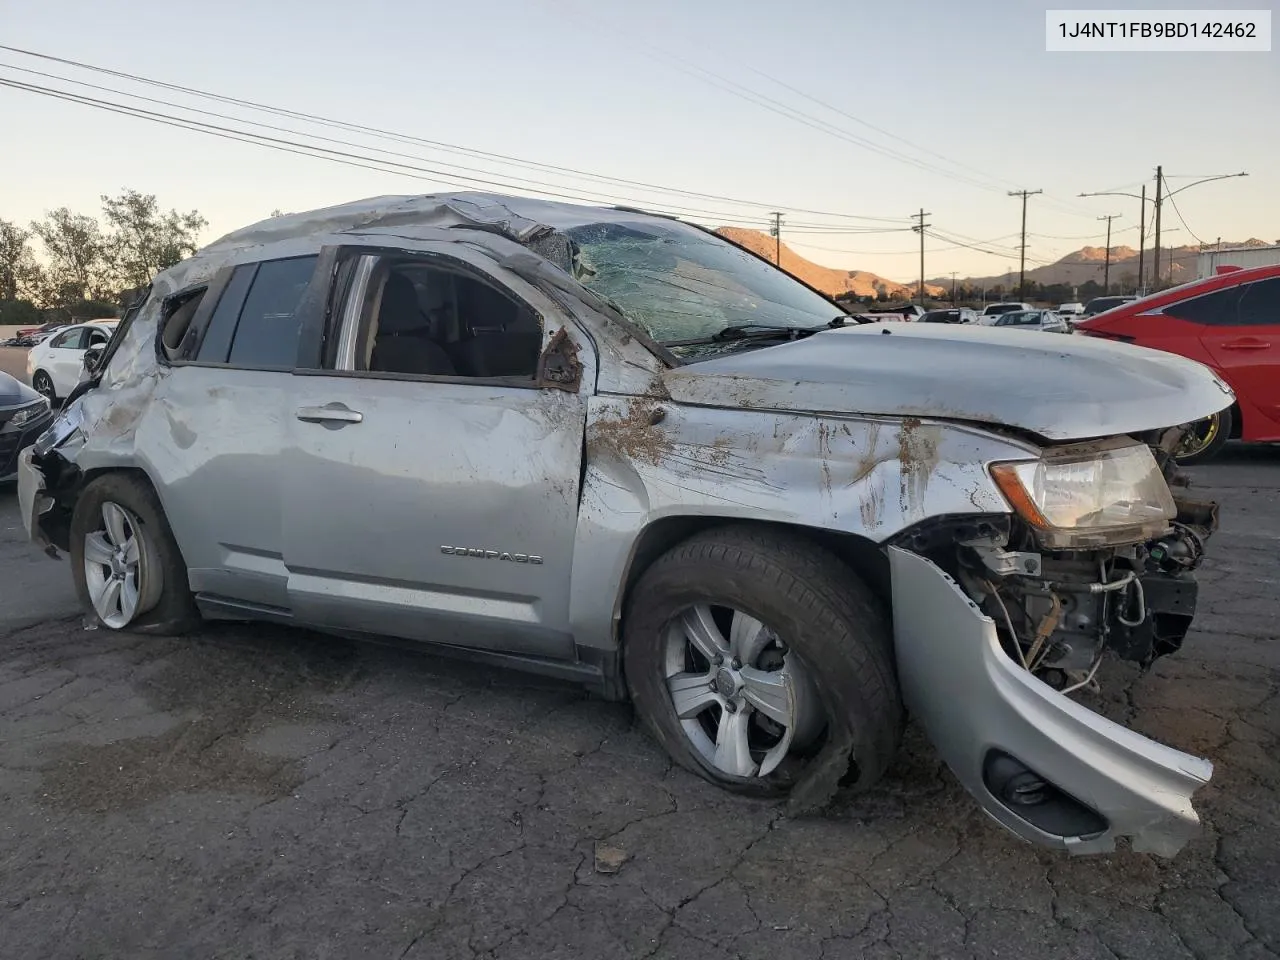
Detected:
left=26, top=321, right=116, bottom=403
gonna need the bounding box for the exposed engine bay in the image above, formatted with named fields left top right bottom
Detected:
left=895, top=424, right=1219, bottom=694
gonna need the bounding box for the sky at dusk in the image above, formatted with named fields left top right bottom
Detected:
left=1, top=0, right=1276, bottom=283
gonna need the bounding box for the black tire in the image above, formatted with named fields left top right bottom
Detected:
left=70, top=472, right=201, bottom=635
left=623, top=525, right=903, bottom=804
left=31, top=370, right=56, bottom=403
left=1173, top=407, right=1232, bottom=465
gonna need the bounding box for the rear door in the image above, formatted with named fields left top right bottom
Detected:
left=282, top=244, right=592, bottom=660
left=145, top=254, right=328, bottom=611
left=1198, top=276, right=1280, bottom=427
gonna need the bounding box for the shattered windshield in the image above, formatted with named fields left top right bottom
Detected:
left=563, top=220, right=840, bottom=359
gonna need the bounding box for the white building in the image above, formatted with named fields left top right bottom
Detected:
left=1197, top=243, right=1280, bottom=279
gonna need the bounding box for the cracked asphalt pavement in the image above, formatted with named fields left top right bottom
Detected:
left=1, top=444, right=1277, bottom=959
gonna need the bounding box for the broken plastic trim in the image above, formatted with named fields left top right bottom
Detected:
left=536, top=327, right=583, bottom=392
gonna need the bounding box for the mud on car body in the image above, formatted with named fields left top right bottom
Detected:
left=16, top=192, right=1235, bottom=857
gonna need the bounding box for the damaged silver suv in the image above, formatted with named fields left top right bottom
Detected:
left=17, top=193, right=1234, bottom=857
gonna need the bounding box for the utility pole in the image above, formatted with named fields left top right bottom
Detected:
left=1152, top=166, right=1163, bottom=290
left=1137, top=184, right=1146, bottom=295
left=912, top=208, right=931, bottom=306
left=951, top=272, right=958, bottom=304
left=1008, top=189, right=1042, bottom=299
left=1097, top=214, right=1120, bottom=293
left=769, top=212, right=783, bottom=266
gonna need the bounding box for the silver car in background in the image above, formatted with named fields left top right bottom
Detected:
left=17, top=192, right=1235, bottom=857
left=982, top=309, right=1071, bottom=334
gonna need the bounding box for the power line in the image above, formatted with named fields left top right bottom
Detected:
left=0, top=44, right=913, bottom=226
left=1163, top=183, right=1206, bottom=246
left=533, top=3, right=1089, bottom=206
left=927, top=228, right=1057, bottom=267
left=0, top=74, right=919, bottom=235
left=790, top=232, right=1022, bottom=256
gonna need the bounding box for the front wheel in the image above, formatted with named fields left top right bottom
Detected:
left=623, top=526, right=903, bottom=803
left=70, top=473, right=200, bottom=634
left=31, top=370, right=56, bottom=403
left=1173, top=407, right=1232, bottom=465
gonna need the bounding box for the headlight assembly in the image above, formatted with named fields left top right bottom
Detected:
left=991, top=438, right=1176, bottom=548
left=8, top=398, right=50, bottom=429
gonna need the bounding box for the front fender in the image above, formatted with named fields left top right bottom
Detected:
left=568, top=396, right=1034, bottom=653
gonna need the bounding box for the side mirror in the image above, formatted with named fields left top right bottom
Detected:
left=83, top=345, right=105, bottom=373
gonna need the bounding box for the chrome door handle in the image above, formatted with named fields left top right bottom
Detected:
left=1221, top=339, right=1270, bottom=350
left=297, top=403, right=363, bottom=425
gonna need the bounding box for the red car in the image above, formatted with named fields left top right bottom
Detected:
left=1076, top=264, right=1280, bottom=463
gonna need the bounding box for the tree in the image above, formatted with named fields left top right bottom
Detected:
left=30, top=208, right=110, bottom=307
left=101, top=189, right=207, bottom=292
left=0, top=298, right=41, bottom=326
left=0, top=219, right=43, bottom=302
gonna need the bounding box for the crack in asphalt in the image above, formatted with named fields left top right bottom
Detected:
left=1, top=464, right=1279, bottom=959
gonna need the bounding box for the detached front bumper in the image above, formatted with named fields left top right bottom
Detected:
left=889, top=545, right=1212, bottom=857
left=16, top=446, right=56, bottom=555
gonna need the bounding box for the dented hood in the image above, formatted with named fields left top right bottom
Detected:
left=660, top=324, right=1235, bottom=442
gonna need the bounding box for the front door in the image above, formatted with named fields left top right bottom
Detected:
left=283, top=245, right=591, bottom=660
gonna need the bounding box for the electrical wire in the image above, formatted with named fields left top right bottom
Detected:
left=0, top=74, right=914, bottom=233
left=532, top=1, right=1077, bottom=203
left=792, top=232, right=1023, bottom=257
left=0, top=44, right=914, bottom=226
left=1161, top=173, right=1207, bottom=246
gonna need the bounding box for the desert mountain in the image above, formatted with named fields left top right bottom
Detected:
left=936, top=238, right=1276, bottom=290
left=715, top=227, right=946, bottom=299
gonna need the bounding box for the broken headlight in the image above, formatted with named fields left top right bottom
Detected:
left=990, top=438, right=1176, bottom=549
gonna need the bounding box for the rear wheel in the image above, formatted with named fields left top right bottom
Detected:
left=31, top=370, right=56, bottom=403
left=70, top=473, right=200, bottom=634
left=1173, top=407, right=1232, bottom=465
left=624, top=526, right=902, bottom=801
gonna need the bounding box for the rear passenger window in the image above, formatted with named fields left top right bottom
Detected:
left=1237, top=279, right=1280, bottom=326
left=1163, top=287, right=1241, bottom=325
left=194, top=256, right=318, bottom=367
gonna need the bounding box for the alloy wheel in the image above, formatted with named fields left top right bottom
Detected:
left=662, top=603, right=824, bottom=778
left=83, top=501, right=157, bottom=628
left=32, top=372, right=55, bottom=402
left=1175, top=412, right=1221, bottom=460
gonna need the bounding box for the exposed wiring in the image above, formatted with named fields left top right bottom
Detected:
left=982, top=580, right=1029, bottom=670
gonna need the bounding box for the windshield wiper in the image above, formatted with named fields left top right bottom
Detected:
left=662, top=316, right=848, bottom=348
